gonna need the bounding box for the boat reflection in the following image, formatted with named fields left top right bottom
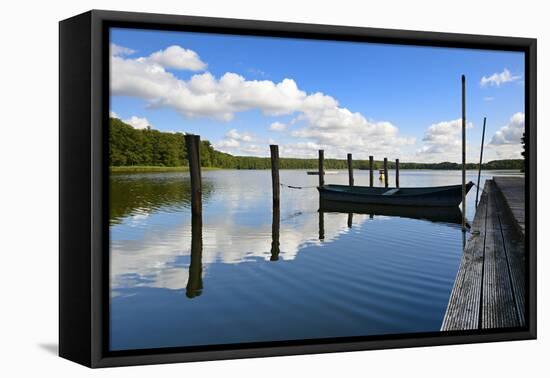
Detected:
left=186, top=213, right=203, bottom=298
left=319, top=200, right=463, bottom=226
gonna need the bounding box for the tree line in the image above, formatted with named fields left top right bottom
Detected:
left=110, top=117, right=523, bottom=170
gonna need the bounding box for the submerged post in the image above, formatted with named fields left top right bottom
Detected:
left=383, top=158, right=388, bottom=188
left=270, top=145, right=280, bottom=205
left=318, top=150, right=325, bottom=187
left=185, top=134, right=202, bottom=216
left=395, top=158, right=400, bottom=188
left=461, top=75, right=466, bottom=231
left=347, top=153, right=354, bottom=186
left=475, top=117, right=487, bottom=208
left=369, top=155, right=374, bottom=187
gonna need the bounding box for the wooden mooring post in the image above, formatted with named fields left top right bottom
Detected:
left=318, top=150, right=325, bottom=241
left=185, top=134, right=202, bottom=215
left=461, top=75, right=466, bottom=231
left=395, top=158, right=400, bottom=188
left=269, top=144, right=281, bottom=261
left=383, top=158, right=388, bottom=188
left=347, top=153, right=354, bottom=186
left=270, top=145, right=280, bottom=205
left=475, top=117, right=487, bottom=208
left=318, top=150, right=325, bottom=187
left=369, top=155, right=374, bottom=187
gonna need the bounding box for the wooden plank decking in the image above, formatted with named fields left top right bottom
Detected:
left=493, top=176, right=525, bottom=238
left=441, top=178, right=525, bottom=330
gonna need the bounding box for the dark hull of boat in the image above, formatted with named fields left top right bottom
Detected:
left=307, top=171, right=337, bottom=175
left=320, top=200, right=463, bottom=225
left=317, top=182, right=473, bottom=207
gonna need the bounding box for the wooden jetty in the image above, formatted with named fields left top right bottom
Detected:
left=441, top=177, right=525, bottom=330
left=493, top=176, right=525, bottom=238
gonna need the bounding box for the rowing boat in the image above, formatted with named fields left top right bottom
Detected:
left=317, top=182, right=473, bottom=207
left=307, top=170, right=338, bottom=175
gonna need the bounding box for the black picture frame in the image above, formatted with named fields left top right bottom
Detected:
left=59, top=9, right=537, bottom=368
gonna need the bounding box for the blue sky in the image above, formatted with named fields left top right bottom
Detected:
left=110, top=27, right=525, bottom=163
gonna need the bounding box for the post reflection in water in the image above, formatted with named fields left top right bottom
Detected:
left=318, top=209, right=325, bottom=241
left=108, top=170, right=519, bottom=351
left=186, top=212, right=203, bottom=299
left=347, top=213, right=353, bottom=228
left=270, top=203, right=281, bottom=261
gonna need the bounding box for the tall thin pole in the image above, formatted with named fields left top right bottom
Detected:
left=270, top=145, right=280, bottom=205
left=475, top=117, right=486, bottom=208
left=395, top=158, right=400, bottom=188
left=461, top=75, right=466, bottom=231
left=383, top=157, right=388, bottom=188
left=185, top=134, right=202, bottom=216
left=347, top=153, right=354, bottom=186
left=369, top=156, right=374, bottom=187
left=318, top=150, right=325, bottom=187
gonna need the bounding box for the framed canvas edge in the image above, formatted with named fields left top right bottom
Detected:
left=60, top=9, right=537, bottom=368
left=93, top=330, right=535, bottom=368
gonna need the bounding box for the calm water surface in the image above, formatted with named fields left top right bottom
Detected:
left=109, top=169, right=522, bottom=351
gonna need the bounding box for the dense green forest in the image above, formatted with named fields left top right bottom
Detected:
left=110, top=117, right=524, bottom=170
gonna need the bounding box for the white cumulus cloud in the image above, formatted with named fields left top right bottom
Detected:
left=145, top=45, right=207, bottom=71
left=123, top=116, right=152, bottom=130
left=480, top=68, right=521, bottom=87
left=215, top=139, right=240, bottom=149
left=225, top=128, right=254, bottom=142
left=489, top=112, right=524, bottom=146
left=110, top=43, right=136, bottom=57
left=486, top=111, right=524, bottom=159
left=213, top=129, right=257, bottom=153
left=416, top=119, right=474, bottom=161
left=269, top=122, right=287, bottom=131
left=111, top=44, right=415, bottom=158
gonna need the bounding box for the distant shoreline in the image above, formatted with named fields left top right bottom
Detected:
left=110, top=166, right=221, bottom=173
left=110, top=166, right=523, bottom=174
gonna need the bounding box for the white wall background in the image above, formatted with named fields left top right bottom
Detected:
left=0, top=0, right=546, bottom=376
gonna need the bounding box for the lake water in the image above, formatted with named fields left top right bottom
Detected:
left=109, top=169, right=522, bottom=351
